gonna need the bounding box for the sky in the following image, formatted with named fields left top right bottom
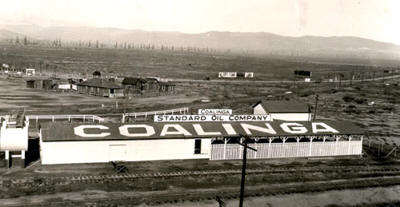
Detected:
left=0, top=0, right=399, bottom=44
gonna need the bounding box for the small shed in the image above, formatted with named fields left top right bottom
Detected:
left=26, top=79, right=53, bottom=90
left=253, top=100, right=312, bottom=121
left=25, top=68, right=35, bottom=76
left=26, top=80, right=35, bottom=88
left=42, top=79, right=53, bottom=90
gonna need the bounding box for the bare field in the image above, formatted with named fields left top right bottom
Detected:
left=0, top=77, right=207, bottom=114
left=1, top=45, right=395, bottom=80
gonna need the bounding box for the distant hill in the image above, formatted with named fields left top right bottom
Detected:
left=0, top=29, right=24, bottom=40
left=0, top=25, right=399, bottom=59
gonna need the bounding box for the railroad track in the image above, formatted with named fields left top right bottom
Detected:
left=4, top=174, right=400, bottom=207
left=2, top=164, right=400, bottom=188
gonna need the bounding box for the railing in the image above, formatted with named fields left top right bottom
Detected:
left=26, top=114, right=104, bottom=123
left=122, top=107, right=189, bottom=123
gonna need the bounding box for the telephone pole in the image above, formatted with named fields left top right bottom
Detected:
left=238, top=136, right=257, bottom=207
left=313, top=94, right=319, bottom=120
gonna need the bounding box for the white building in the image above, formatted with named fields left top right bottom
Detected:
left=25, top=68, right=35, bottom=76
left=57, top=83, right=72, bottom=90
left=253, top=100, right=312, bottom=121
left=39, top=121, right=363, bottom=165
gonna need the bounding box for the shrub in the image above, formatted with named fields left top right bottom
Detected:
left=342, top=95, right=355, bottom=102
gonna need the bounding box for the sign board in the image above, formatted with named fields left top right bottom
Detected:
left=58, top=84, right=71, bottom=90
left=154, top=115, right=271, bottom=122
left=218, top=72, right=237, bottom=78
left=198, top=109, right=232, bottom=115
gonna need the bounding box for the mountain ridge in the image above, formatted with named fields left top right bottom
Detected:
left=0, top=25, right=398, bottom=57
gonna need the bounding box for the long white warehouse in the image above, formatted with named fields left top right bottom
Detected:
left=39, top=121, right=363, bottom=165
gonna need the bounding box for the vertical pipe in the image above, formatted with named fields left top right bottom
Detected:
left=5, top=150, right=9, bottom=160
left=268, top=138, right=272, bottom=158
left=254, top=142, right=258, bottom=159
left=223, top=138, right=227, bottom=160
left=348, top=136, right=352, bottom=155
left=335, top=136, right=339, bottom=155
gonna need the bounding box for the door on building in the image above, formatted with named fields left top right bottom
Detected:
left=108, top=144, right=127, bottom=161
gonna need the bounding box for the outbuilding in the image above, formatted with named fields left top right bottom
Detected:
left=25, top=79, right=53, bottom=90
left=253, top=100, right=312, bottom=121
left=77, top=78, right=124, bottom=98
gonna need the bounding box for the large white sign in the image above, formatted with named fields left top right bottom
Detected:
left=154, top=115, right=271, bottom=122
left=198, top=109, right=232, bottom=115
left=73, top=122, right=340, bottom=138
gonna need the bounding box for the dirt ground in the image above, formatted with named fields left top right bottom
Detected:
left=149, top=185, right=400, bottom=207
left=2, top=185, right=400, bottom=207
left=0, top=77, right=207, bottom=114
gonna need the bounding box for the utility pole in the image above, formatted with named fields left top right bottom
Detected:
left=313, top=94, right=319, bottom=120
left=238, top=136, right=257, bottom=207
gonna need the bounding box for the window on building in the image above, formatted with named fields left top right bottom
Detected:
left=194, top=139, right=201, bottom=154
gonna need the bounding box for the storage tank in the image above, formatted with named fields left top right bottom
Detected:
left=0, top=114, right=29, bottom=151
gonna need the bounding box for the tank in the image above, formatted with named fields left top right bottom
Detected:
left=0, top=113, right=29, bottom=151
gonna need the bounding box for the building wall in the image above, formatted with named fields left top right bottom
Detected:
left=40, top=138, right=212, bottom=165
left=253, top=104, right=267, bottom=114
left=253, top=103, right=311, bottom=121
left=270, top=113, right=311, bottom=121
left=210, top=140, right=362, bottom=160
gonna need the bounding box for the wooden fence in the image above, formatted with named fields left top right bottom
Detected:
left=26, top=114, right=104, bottom=123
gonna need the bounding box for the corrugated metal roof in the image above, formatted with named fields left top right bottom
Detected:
left=254, top=100, right=310, bottom=113
left=41, top=120, right=363, bottom=142
left=77, top=78, right=122, bottom=89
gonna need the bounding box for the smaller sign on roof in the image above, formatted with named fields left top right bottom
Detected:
left=198, top=109, right=232, bottom=115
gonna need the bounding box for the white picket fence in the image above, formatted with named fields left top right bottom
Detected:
left=26, top=114, right=104, bottom=123
left=122, top=107, right=189, bottom=123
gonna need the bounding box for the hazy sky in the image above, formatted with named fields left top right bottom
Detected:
left=0, top=0, right=399, bottom=44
